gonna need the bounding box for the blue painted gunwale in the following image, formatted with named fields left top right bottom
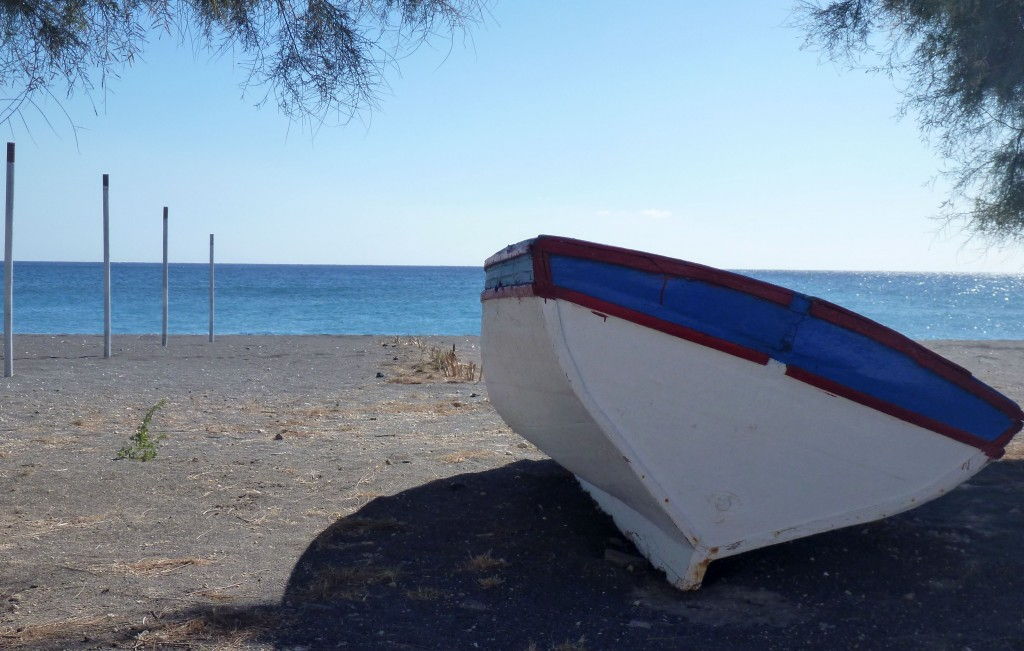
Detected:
left=482, top=236, right=1024, bottom=457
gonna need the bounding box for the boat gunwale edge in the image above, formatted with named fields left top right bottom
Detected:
left=480, top=235, right=1024, bottom=456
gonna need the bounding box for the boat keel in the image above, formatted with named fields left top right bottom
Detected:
left=577, top=477, right=710, bottom=590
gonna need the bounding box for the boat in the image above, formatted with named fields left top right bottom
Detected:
left=480, top=235, right=1023, bottom=590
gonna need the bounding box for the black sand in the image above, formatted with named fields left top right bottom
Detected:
left=1, top=335, right=1023, bottom=649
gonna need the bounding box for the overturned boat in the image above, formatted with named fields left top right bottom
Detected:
left=481, top=236, right=1023, bottom=590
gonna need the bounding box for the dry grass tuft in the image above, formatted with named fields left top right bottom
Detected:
left=9, top=513, right=110, bottom=540
left=405, top=586, right=446, bottom=601
left=552, top=637, right=588, bottom=651
left=388, top=375, right=425, bottom=385
left=427, top=345, right=478, bottom=381
left=134, top=617, right=209, bottom=648
left=69, top=412, right=107, bottom=430
left=303, top=508, right=347, bottom=520
left=383, top=336, right=429, bottom=350
left=30, top=435, right=78, bottom=448
left=477, top=575, right=504, bottom=589
left=463, top=551, right=507, bottom=572
left=0, top=614, right=118, bottom=647
left=387, top=342, right=479, bottom=384
left=321, top=517, right=404, bottom=540
left=371, top=400, right=480, bottom=417
left=303, top=406, right=329, bottom=420
left=343, top=490, right=383, bottom=507
left=440, top=449, right=494, bottom=464
left=300, top=564, right=399, bottom=602
left=133, top=609, right=276, bottom=649
left=118, top=557, right=212, bottom=576
left=276, top=427, right=312, bottom=438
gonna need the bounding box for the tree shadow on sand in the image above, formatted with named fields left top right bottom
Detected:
left=121, top=459, right=1024, bottom=650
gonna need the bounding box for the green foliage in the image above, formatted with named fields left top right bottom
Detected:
left=116, top=399, right=167, bottom=462
left=798, top=1, right=1024, bottom=241
left=0, top=0, right=482, bottom=126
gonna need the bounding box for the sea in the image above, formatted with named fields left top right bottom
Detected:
left=2, top=262, right=1024, bottom=340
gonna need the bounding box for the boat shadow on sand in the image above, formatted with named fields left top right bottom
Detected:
left=162, top=458, right=1024, bottom=649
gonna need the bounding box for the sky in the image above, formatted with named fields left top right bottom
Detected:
left=6, top=1, right=1024, bottom=271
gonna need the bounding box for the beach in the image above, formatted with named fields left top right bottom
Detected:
left=2, top=335, right=1023, bottom=649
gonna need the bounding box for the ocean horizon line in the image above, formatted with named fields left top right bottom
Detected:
left=7, top=259, right=1024, bottom=275
left=0, top=264, right=1022, bottom=338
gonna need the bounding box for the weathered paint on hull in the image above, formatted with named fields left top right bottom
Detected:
left=482, top=295, right=992, bottom=589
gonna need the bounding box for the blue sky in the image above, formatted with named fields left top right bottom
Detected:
left=6, top=1, right=1024, bottom=271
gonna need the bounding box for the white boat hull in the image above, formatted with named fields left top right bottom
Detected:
left=483, top=295, right=990, bottom=589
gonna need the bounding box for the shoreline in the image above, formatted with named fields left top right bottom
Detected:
left=2, top=335, right=1024, bottom=648
left=7, top=332, right=1024, bottom=338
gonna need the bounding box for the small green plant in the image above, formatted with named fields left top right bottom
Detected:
left=116, top=399, right=167, bottom=461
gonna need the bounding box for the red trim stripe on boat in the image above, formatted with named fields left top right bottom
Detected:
left=481, top=235, right=1023, bottom=456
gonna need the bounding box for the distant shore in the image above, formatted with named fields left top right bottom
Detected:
left=2, top=335, right=1024, bottom=648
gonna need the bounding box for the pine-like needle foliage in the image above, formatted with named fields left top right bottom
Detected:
left=0, top=0, right=482, bottom=126
left=799, top=1, right=1024, bottom=241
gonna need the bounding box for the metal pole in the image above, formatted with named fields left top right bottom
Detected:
left=3, top=143, right=13, bottom=378
left=161, top=207, right=168, bottom=347
left=208, top=233, right=214, bottom=343
left=103, top=174, right=111, bottom=358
